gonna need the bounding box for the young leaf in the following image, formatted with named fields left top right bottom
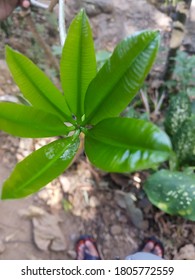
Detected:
left=84, top=30, right=160, bottom=125
left=0, top=102, right=69, bottom=138
left=60, top=9, right=96, bottom=120
left=85, top=117, right=172, bottom=173
left=144, top=170, right=195, bottom=221
left=1, top=136, right=80, bottom=199
left=6, top=46, right=72, bottom=123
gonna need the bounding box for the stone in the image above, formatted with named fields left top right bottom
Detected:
left=67, top=250, right=76, bottom=259
left=174, top=244, right=195, bottom=260
left=20, top=206, right=67, bottom=252
left=73, top=0, right=114, bottom=16
left=89, top=196, right=99, bottom=208
left=0, top=240, right=6, bottom=254
left=110, top=224, right=122, bottom=235
left=60, top=175, right=71, bottom=193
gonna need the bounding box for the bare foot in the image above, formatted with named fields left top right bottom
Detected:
left=141, top=239, right=164, bottom=258
left=76, top=238, right=101, bottom=260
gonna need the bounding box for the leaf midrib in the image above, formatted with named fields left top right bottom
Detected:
left=11, top=140, right=73, bottom=197
left=77, top=18, right=83, bottom=119
left=87, top=135, right=169, bottom=153
left=85, top=32, right=158, bottom=124
left=0, top=108, right=67, bottom=134
left=11, top=53, right=68, bottom=121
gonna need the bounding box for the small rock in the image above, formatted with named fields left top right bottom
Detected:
left=60, top=175, right=71, bottom=193
left=174, top=244, right=195, bottom=260
left=118, top=214, right=128, bottom=224
left=129, top=207, right=144, bottom=229
left=110, top=214, right=116, bottom=221
left=20, top=206, right=66, bottom=252
left=84, top=0, right=114, bottom=16
left=89, top=196, right=99, bottom=208
left=37, top=189, right=50, bottom=202
left=104, top=233, right=111, bottom=241
left=67, top=250, right=76, bottom=259
left=19, top=138, right=33, bottom=151
left=0, top=240, right=6, bottom=254
left=110, top=224, right=122, bottom=235
left=115, top=194, right=126, bottom=209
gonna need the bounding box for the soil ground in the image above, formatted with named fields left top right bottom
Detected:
left=0, top=0, right=195, bottom=260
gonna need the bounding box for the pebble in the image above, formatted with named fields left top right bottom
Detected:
left=60, top=176, right=71, bottom=193
left=67, top=250, right=76, bottom=259
left=0, top=240, right=6, bottom=254
left=110, top=225, right=122, bottom=235
left=89, top=196, right=99, bottom=208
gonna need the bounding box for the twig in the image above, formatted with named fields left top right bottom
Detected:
left=140, top=89, right=150, bottom=116
left=48, top=0, right=59, bottom=12
left=30, top=0, right=49, bottom=9
left=154, top=90, right=165, bottom=115
left=25, top=13, right=59, bottom=72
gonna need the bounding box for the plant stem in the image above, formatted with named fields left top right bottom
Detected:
left=59, top=0, right=67, bottom=46
left=66, top=125, right=76, bottom=132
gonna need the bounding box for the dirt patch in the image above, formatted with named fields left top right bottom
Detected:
left=0, top=0, right=195, bottom=260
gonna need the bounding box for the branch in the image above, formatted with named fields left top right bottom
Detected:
left=25, top=13, right=59, bottom=72
left=48, top=0, right=58, bottom=12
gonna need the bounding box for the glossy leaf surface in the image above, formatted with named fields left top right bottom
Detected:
left=85, top=117, right=171, bottom=172
left=84, top=31, right=160, bottom=125
left=6, top=46, right=72, bottom=122
left=60, top=9, right=96, bottom=120
left=0, top=102, right=68, bottom=138
left=1, top=136, right=80, bottom=199
left=144, top=170, right=195, bottom=221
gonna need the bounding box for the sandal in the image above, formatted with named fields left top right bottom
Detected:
left=75, top=235, right=101, bottom=260
left=139, top=236, right=164, bottom=258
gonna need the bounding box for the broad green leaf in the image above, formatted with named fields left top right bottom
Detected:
left=60, top=9, right=96, bottom=120
left=84, top=31, right=160, bottom=125
left=144, top=170, right=195, bottom=221
left=85, top=117, right=171, bottom=173
left=0, top=102, right=69, bottom=138
left=1, top=136, right=80, bottom=199
left=6, top=46, right=72, bottom=123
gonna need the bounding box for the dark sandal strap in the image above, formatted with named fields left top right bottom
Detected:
left=83, top=252, right=101, bottom=260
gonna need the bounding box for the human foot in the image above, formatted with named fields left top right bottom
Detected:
left=140, top=237, right=164, bottom=258
left=76, top=235, right=101, bottom=260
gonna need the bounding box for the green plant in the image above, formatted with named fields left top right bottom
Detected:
left=165, top=50, right=195, bottom=97
left=144, top=169, right=195, bottom=220
left=164, top=92, right=194, bottom=166
left=143, top=93, right=195, bottom=221
left=173, top=116, right=195, bottom=165
left=164, top=92, right=191, bottom=137
left=0, top=10, right=172, bottom=200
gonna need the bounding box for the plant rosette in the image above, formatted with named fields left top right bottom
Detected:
left=0, top=10, right=172, bottom=199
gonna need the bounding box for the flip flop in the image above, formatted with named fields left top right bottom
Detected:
left=75, top=235, right=101, bottom=260
left=139, top=236, right=164, bottom=258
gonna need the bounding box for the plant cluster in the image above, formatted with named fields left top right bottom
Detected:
left=144, top=84, right=195, bottom=221
left=165, top=50, right=195, bottom=98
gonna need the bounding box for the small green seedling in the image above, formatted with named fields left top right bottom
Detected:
left=0, top=10, right=172, bottom=199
